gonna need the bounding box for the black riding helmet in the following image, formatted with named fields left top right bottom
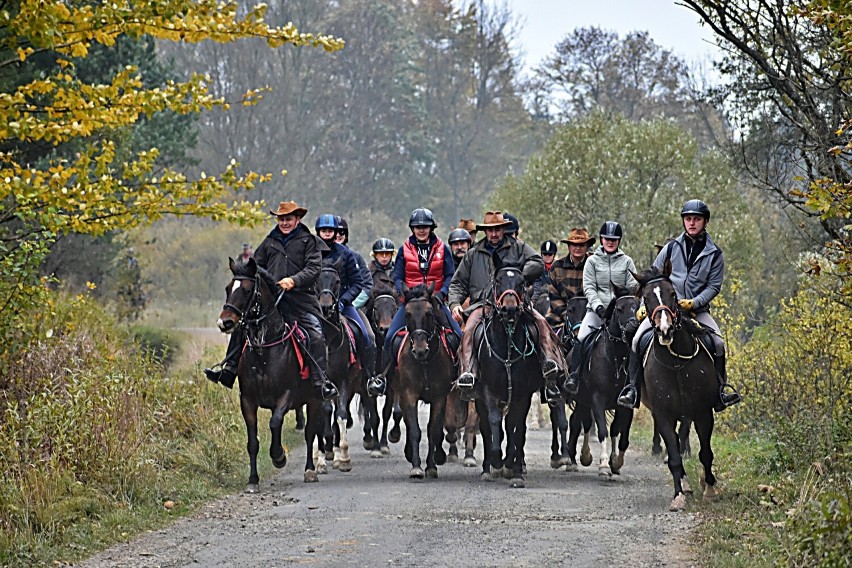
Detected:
left=599, top=221, right=623, bottom=240
left=681, top=199, right=710, bottom=220
left=409, top=208, right=437, bottom=229
left=503, top=212, right=519, bottom=236
left=372, top=238, right=395, bottom=253
left=448, top=228, right=472, bottom=244
left=335, top=216, right=349, bottom=244
left=540, top=240, right=558, bottom=255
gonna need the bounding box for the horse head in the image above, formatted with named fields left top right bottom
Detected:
left=491, top=253, right=526, bottom=324
left=632, top=259, right=678, bottom=345
left=369, top=274, right=398, bottom=341
left=605, top=284, right=640, bottom=342
left=217, top=257, right=259, bottom=333
left=316, top=258, right=342, bottom=320
left=403, top=282, right=436, bottom=363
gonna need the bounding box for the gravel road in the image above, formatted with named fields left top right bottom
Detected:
left=76, top=401, right=699, bottom=568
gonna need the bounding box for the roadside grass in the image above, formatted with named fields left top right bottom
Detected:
left=0, top=320, right=303, bottom=567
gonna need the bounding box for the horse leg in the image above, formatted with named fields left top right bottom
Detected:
left=427, top=397, right=448, bottom=478
left=379, top=394, right=392, bottom=454
left=304, top=400, right=323, bottom=482
left=400, top=392, right=423, bottom=478
left=361, top=395, right=374, bottom=451
left=679, top=419, right=692, bottom=458
left=481, top=397, right=504, bottom=479
left=580, top=406, right=593, bottom=467
left=365, top=395, right=383, bottom=458
left=294, top=404, right=305, bottom=431
left=389, top=395, right=403, bottom=444
left=463, top=401, right=478, bottom=468
left=610, top=407, right=633, bottom=474
left=557, top=402, right=570, bottom=466
left=335, top=386, right=352, bottom=472
left=507, top=398, right=533, bottom=487
left=592, top=403, right=610, bottom=476
left=322, top=400, right=334, bottom=461
left=692, top=411, right=718, bottom=501
left=655, top=415, right=688, bottom=511
left=268, top=401, right=288, bottom=469
left=444, top=390, right=461, bottom=462
left=239, top=396, right=261, bottom=494
left=651, top=422, right=663, bottom=456
left=566, top=406, right=582, bottom=471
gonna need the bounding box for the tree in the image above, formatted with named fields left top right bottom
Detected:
left=0, top=0, right=343, bottom=341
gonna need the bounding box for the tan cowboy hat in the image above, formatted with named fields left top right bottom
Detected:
left=269, top=201, right=308, bottom=217
left=475, top=211, right=513, bottom=231
left=458, top=218, right=477, bottom=233
left=561, top=227, right=596, bottom=245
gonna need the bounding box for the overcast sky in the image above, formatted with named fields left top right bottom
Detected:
left=498, top=0, right=721, bottom=73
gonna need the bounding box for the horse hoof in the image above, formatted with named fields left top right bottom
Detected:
left=502, top=468, right=514, bottom=479
left=703, top=484, right=719, bottom=502
left=363, top=438, right=374, bottom=451
left=509, top=477, right=525, bottom=488
left=304, top=470, right=319, bottom=483
left=565, top=463, right=578, bottom=473
left=426, top=467, right=438, bottom=479
left=682, top=477, right=693, bottom=495
left=550, top=458, right=563, bottom=469
left=598, top=466, right=612, bottom=477
left=651, top=445, right=662, bottom=456
left=338, top=459, right=352, bottom=473
left=316, top=463, right=328, bottom=475
left=380, top=445, right=391, bottom=455
left=480, top=471, right=496, bottom=482
left=389, top=429, right=401, bottom=444
left=669, top=493, right=687, bottom=512
left=612, top=453, right=625, bottom=471
left=370, top=449, right=383, bottom=459
left=325, top=451, right=334, bottom=461
left=558, top=456, right=571, bottom=466
left=463, top=456, right=477, bottom=468
left=244, top=483, right=260, bottom=494
left=435, top=448, right=447, bottom=466
left=521, top=465, right=527, bottom=475
left=332, top=459, right=340, bottom=470
left=410, top=467, right=425, bottom=479
left=580, top=450, right=593, bottom=467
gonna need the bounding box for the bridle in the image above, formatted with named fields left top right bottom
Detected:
left=223, top=275, right=284, bottom=326
left=606, top=295, right=639, bottom=344
left=316, top=267, right=341, bottom=315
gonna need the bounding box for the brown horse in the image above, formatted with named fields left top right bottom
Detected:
left=396, top=283, right=455, bottom=479
left=634, top=260, right=720, bottom=511
left=216, top=258, right=326, bottom=490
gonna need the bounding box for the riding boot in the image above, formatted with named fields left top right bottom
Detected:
left=361, top=340, right=379, bottom=394
left=204, top=330, right=241, bottom=389
left=617, top=350, right=643, bottom=409
left=713, top=352, right=742, bottom=412
left=562, top=342, right=582, bottom=395
left=303, top=317, right=338, bottom=401
left=368, top=345, right=392, bottom=397
left=456, top=308, right=483, bottom=390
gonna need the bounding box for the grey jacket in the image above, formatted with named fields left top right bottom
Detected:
left=448, top=236, right=544, bottom=310
left=653, top=232, right=723, bottom=313
left=583, top=247, right=638, bottom=312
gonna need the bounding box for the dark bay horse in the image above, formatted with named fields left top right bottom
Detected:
left=363, top=272, right=402, bottom=456
left=473, top=258, right=545, bottom=487
left=315, top=260, right=364, bottom=472
left=634, top=261, right=719, bottom=511
left=396, top=283, right=455, bottom=479
left=569, top=288, right=638, bottom=476
left=216, top=257, right=325, bottom=490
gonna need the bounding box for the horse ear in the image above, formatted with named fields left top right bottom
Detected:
left=229, top=257, right=236, bottom=272
left=662, top=258, right=672, bottom=278
left=426, top=282, right=435, bottom=295
left=247, top=257, right=257, bottom=273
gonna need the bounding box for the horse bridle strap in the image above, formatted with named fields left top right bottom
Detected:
left=650, top=304, right=677, bottom=323
left=494, top=288, right=522, bottom=308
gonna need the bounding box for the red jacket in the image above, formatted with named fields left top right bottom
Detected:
left=402, top=238, right=446, bottom=290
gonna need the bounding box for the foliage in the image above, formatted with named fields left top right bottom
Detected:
left=786, top=481, right=852, bottom=567
left=490, top=111, right=767, bottom=323
left=0, top=292, right=300, bottom=565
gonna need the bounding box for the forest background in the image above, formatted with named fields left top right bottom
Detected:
left=0, top=0, right=850, bottom=565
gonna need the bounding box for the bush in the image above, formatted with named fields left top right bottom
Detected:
left=786, top=478, right=852, bottom=567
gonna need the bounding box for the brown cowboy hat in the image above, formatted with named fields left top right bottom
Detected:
left=475, top=211, right=513, bottom=231
left=269, top=201, right=308, bottom=217
left=458, top=218, right=477, bottom=233
left=561, top=227, right=596, bottom=245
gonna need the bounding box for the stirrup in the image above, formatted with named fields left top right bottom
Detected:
left=714, top=385, right=741, bottom=412
left=456, top=372, right=475, bottom=389
left=542, top=358, right=559, bottom=381
left=316, top=381, right=339, bottom=401
left=617, top=386, right=638, bottom=409
left=544, top=383, right=561, bottom=405
left=366, top=375, right=387, bottom=397
left=203, top=366, right=222, bottom=383
left=562, top=372, right=579, bottom=396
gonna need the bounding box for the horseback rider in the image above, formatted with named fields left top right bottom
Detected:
left=369, top=238, right=396, bottom=279
left=448, top=211, right=566, bottom=402
left=335, top=216, right=373, bottom=311
left=367, top=208, right=462, bottom=396
left=315, top=214, right=380, bottom=389
left=617, top=200, right=742, bottom=411
left=564, top=221, right=638, bottom=395
left=448, top=228, right=472, bottom=269
left=204, top=201, right=339, bottom=401
left=503, top=212, right=520, bottom=240
left=531, top=239, right=558, bottom=308
left=458, top=218, right=477, bottom=242
left=544, top=228, right=595, bottom=328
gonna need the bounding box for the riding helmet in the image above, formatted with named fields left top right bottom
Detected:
left=599, top=221, right=623, bottom=240
left=448, top=228, right=472, bottom=244
left=336, top=216, right=349, bottom=234
left=540, top=240, right=558, bottom=255
left=680, top=199, right=710, bottom=220
left=409, top=208, right=437, bottom=228
left=503, top=213, right=520, bottom=235
left=315, top=214, right=339, bottom=231
left=372, top=238, right=396, bottom=253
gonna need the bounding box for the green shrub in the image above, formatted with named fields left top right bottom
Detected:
left=786, top=480, right=852, bottom=567
left=131, top=325, right=180, bottom=367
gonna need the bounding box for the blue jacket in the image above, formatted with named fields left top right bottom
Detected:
left=323, top=242, right=367, bottom=306
left=654, top=232, right=723, bottom=313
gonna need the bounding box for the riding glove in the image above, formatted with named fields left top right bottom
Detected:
left=677, top=298, right=695, bottom=311
left=595, top=305, right=605, bottom=319
left=636, top=305, right=647, bottom=321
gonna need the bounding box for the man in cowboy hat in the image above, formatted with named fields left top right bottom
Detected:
left=544, top=227, right=596, bottom=394
left=204, top=201, right=338, bottom=401
left=447, top=211, right=566, bottom=402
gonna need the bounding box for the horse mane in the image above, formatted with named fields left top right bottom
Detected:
left=233, top=258, right=278, bottom=292
left=682, top=315, right=712, bottom=336
left=403, top=284, right=432, bottom=303
left=634, top=265, right=665, bottom=288
left=372, top=273, right=394, bottom=295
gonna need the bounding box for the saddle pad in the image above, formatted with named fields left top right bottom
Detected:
left=341, top=317, right=358, bottom=365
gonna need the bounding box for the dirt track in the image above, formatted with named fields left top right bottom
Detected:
left=76, top=403, right=699, bottom=568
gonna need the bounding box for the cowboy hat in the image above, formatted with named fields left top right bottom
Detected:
left=560, top=227, right=595, bottom=245
left=458, top=218, right=477, bottom=233
left=475, top=211, right=513, bottom=231
left=269, top=201, right=308, bottom=217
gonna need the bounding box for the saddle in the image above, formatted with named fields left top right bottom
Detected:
left=246, top=320, right=311, bottom=379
